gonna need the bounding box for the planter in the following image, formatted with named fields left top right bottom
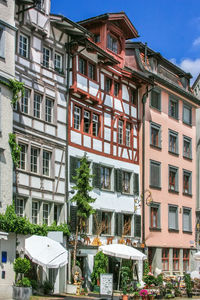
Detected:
left=122, top=295, right=129, bottom=300
left=149, top=296, right=155, bottom=300
left=66, top=283, right=80, bottom=294
left=13, top=286, right=32, bottom=300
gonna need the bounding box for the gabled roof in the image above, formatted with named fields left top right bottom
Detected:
left=192, top=73, right=200, bottom=89
left=78, top=12, right=139, bottom=39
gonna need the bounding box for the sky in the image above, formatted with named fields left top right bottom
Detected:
left=51, top=0, right=200, bottom=83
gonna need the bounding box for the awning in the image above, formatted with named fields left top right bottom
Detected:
left=99, top=244, right=147, bottom=261
left=25, top=235, right=68, bottom=268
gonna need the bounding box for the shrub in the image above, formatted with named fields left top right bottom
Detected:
left=43, top=280, right=54, bottom=295
left=91, top=251, right=108, bottom=286
left=16, top=277, right=31, bottom=287
left=14, top=258, right=31, bottom=275
left=30, top=279, right=38, bottom=290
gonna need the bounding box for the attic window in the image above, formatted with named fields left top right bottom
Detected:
left=94, top=34, right=100, bottom=43
left=107, top=34, right=118, bottom=54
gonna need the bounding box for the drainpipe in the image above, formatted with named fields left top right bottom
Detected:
left=141, top=85, right=154, bottom=249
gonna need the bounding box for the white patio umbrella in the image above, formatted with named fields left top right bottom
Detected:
left=25, top=235, right=68, bottom=269
left=194, top=251, right=200, bottom=261
left=99, top=244, right=147, bottom=261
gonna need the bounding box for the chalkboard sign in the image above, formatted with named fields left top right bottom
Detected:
left=100, top=273, right=113, bottom=296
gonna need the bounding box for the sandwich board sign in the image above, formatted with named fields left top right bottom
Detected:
left=100, top=273, right=113, bottom=297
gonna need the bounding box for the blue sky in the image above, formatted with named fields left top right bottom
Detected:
left=51, top=0, right=200, bottom=82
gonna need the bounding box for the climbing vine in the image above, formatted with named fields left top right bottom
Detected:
left=8, top=133, right=21, bottom=167
left=0, top=205, right=70, bottom=236
left=0, top=78, right=24, bottom=106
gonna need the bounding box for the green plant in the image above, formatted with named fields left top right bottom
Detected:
left=121, top=266, right=131, bottom=295
left=0, top=78, right=24, bottom=105
left=143, top=273, right=157, bottom=286
left=14, top=258, right=31, bottom=277
left=91, top=251, right=108, bottom=286
left=133, top=290, right=140, bottom=296
left=42, top=280, right=54, bottom=295
left=156, top=274, right=163, bottom=286
left=184, top=273, right=193, bottom=297
left=143, top=260, right=150, bottom=276
left=71, top=154, right=96, bottom=266
left=30, top=279, right=38, bottom=290
left=8, top=133, right=21, bottom=167
left=16, top=277, right=31, bottom=287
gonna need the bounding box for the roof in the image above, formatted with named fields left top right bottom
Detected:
left=78, top=12, right=139, bottom=39
left=192, top=73, right=200, bottom=89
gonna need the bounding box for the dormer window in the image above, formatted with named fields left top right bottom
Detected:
left=107, top=34, right=118, bottom=54
left=94, top=34, right=100, bottom=43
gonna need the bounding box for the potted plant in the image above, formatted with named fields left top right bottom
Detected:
left=91, top=251, right=108, bottom=291
left=184, top=273, right=193, bottom=298
left=132, top=290, right=140, bottom=299
left=13, top=257, right=32, bottom=300
left=139, top=289, right=148, bottom=300
left=121, top=266, right=130, bottom=300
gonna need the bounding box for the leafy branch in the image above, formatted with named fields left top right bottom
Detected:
left=8, top=133, right=21, bottom=167
left=0, top=78, right=24, bottom=106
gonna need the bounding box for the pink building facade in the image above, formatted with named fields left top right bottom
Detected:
left=126, top=42, right=200, bottom=275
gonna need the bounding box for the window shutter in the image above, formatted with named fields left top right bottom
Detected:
left=70, top=205, right=77, bottom=233
left=150, top=162, right=160, bottom=187
left=93, top=163, right=101, bottom=188
left=70, top=156, right=79, bottom=183
left=118, top=213, right=122, bottom=237
left=157, top=205, right=161, bottom=228
left=115, top=169, right=122, bottom=192
left=134, top=214, right=141, bottom=237
left=133, top=173, right=139, bottom=195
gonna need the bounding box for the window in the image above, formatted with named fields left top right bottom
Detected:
left=88, top=63, right=95, bottom=80
left=43, top=203, right=49, bottom=225
left=183, top=207, right=192, bottom=232
left=43, top=150, right=51, bottom=176
left=30, top=147, right=39, bottom=173
left=169, top=96, right=178, bottom=119
left=70, top=156, right=81, bottom=183
left=122, top=172, right=130, bottom=193
left=101, top=166, right=111, bottom=190
left=169, top=166, right=179, bottom=192
left=183, top=249, right=190, bottom=272
left=0, top=26, right=5, bottom=58
left=162, top=248, right=169, bottom=271
left=150, top=160, right=161, bottom=188
left=183, top=136, right=192, bottom=159
left=21, top=88, right=30, bottom=114
left=15, top=198, right=24, bottom=217
left=114, top=81, right=119, bottom=97
left=94, top=34, right=100, bottom=43
left=92, top=114, right=99, bottom=136
left=34, top=93, right=42, bottom=119
left=83, top=110, right=90, bottom=133
left=54, top=52, right=63, bottom=72
left=43, top=47, right=50, bottom=68
left=79, top=57, right=87, bottom=75
left=19, top=144, right=27, bottom=170
left=151, top=89, right=161, bottom=110
left=168, top=205, right=178, bottom=230
left=123, top=214, right=132, bottom=236
left=150, top=122, right=161, bottom=148
left=45, top=98, right=53, bottom=123
left=173, top=249, right=180, bottom=271
left=183, top=104, right=192, bottom=125
left=74, top=106, right=81, bottom=130
left=107, top=34, right=118, bottom=53
left=118, top=120, right=123, bottom=144
left=183, top=170, right=192, bottom=195
left=36, top=0, right=44, bottom=10
left=150, top=203, right=160, bottom=229
left=169, top=130, right=178, bottom=154
left=105, top=77, right=112, bottom=93
left=32, top=201, right=39, bottom=224
left=126, top=123, right=131, bottom=147
left=54, top=205, right=60, bottom=225
left=19, top=33, right=29, bottom=58
left=101, top=211, right=112, bottom=235
left=131, top=89, right=137, bottom=105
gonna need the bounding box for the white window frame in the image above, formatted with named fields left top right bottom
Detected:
left=43, top=47, right=51, bottom=68
left=30, top=147, right=39, bottom=173
left=18, top=143, right=27, bottom=170
left=34, top=93, right=42, bottom=119
left=92, top=114, right=99, bottom=136
left=74, top=106, right=81, bottom=130
left=43, top=203, right=49, bottom=225
left=126, top=123, right=131, bottom=147
left=21, top=88, right=30, bottom=114
left=54, top=52, right=63, bottom=72
left=16, top=198, right=24, bottom=217
left=118, top=120, right=123, bottom=144
left=43, top=150, right=51, bottom=177
left=101, top=166, right=111, bottom=190
left=19, top=33, right=29, bottom=59
left=83, top=110, right=90, bottom=133
left=32, top=201, right=39, bottom=224
left=45, top=98, right=53, bottom=123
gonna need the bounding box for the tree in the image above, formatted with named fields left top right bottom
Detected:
left=71, top=154, right=96, bottom=266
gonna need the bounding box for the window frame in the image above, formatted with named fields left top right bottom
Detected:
left=19, top=33, right=29, bottom=59
left=182, top=207, right=192, bottom=233
left=118, top=119, right=124, bottom=145
left=173, top=248, right=180, bottom=271
left=150, top=160, right=161, bottom=189
left=150, top=122, right=161, bottom=148
left=168, top=205, right=179, bottom=231
left=83, top=110, right=91, bottom=134
left=150, top=202, right=161, bottom=230
left=183, top=103, right=192, bottom=126
left=105, top=77, right=112, bottom=94
left=0, top=25, right=5, bottom=58
left=73, top=106, right=81, bottom=130
left=169, top=95, right=179, bottom=119
left=21, top=88, right=30, bottom=115
left=183, top=170, right=192, bottom=196
left=183, top=136, right=192, bottom=159
left=43, top=203, right=50, bottom=225
left=122, top=171, right=131, bottom=194
left=43, top=46, right=51, bottom=68
left=122, top=214, right=132, bottom=236
left=33, top=93, right=42, bottom=119
left=15, top=198, right=24, bottom=217
left=42, top=150, right=51, bottom=177
left=183, top=249, right=190, bottom=272
left=150, top=88, right=161, bottom=111
left=32, top=201, right=39, bottom=224
left=30, top=147, right=39, bottom=174
left=168, top=165, right=179, bottom=193
left=100, top=166, right=111, bottom=190
left=54, top=52, right=63, bottom=73
left=162, top=248, right=169, bottom=271
left=101, top=211, right=112, bottom=235
left=125, top=123, right=131, bottom=147
left=45, top=98, right=54, bottom=123
left=107, top=33, right=118, bottom=54
left=78, top=56, right=96, bottom=81
left=18, top=143, right=27, bottom=170
left=168, top=129, right=179, bottom=155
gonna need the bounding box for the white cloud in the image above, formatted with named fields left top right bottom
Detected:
left=179, top=58, right=200, bottom=81
left=193, top=37, right=200, bottom=47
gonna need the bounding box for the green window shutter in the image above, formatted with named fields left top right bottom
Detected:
left=70, top=205, right=77, bottom=233
left=118, top=213, right=122, bottom=237
left=134, top=173, right=139, bottom=195
left=115, top=169, right=122, bottom=192
left=70, top=156, right=79, bottom=183
left=134, top=214, right=141, bottom=237
left=93, top=163, right=101, bottom=188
